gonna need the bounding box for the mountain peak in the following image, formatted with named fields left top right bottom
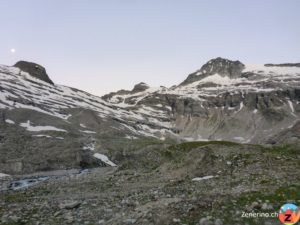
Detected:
left=132, top=82, right=149, bottom=93
left=181, top=57, right=245, bottom=85
left=14, top=61, right=54, bottom=85
left=200, top=57, right=244, bottom=75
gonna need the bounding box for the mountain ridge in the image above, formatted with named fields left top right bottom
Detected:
left=1, top=57, right=300, bottom=174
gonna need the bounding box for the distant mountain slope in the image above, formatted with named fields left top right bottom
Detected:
left=103, top=57, right=300, bottom=144
left=1, top=58, right=300, bottom=174
left=0, top=62, right=172, bottom=174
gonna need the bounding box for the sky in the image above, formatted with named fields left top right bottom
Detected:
left=0, top=0, right=299, bottom=96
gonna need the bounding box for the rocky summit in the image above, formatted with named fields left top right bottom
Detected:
left=14, top=61, right=54, bottom=85
left=0, top=57, right=299, bottom=225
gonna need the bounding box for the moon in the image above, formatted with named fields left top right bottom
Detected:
left=10, top=48, right=16, bottom=53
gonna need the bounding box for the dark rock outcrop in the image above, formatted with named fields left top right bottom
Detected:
left=181, top=57, right=245, bottom=85
left=102, top=82, right=149, bottom=101
left=132, top=82, right=149, bottom=93
left=14, top=61, right=54, bottom=85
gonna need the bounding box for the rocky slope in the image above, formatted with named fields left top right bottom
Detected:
left=1, top=141, right=299, bottom=225
left=1, top=58, right=300, bottom=175
left=1, top=58, right=300, bottom=225
left=0, top=62, right=171, bottom=174
left=103, top=57, right=300, bottom=144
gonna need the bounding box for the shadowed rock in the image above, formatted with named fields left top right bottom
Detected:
left=181, top=57, right=245, bottom=85
left=131, top=82, right=149, bottom=93
left=14, top=61, right=54, bottom=85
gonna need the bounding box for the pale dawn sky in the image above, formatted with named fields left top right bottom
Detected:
left=0, top=0, right=299, bottom=96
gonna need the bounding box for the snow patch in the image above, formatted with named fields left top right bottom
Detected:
left=192, top=175, right=215, bottom=181
left=93, top=153, right=117, bottom=167
left=198, top=74, right=236, bottom=86
left=20, top=120, right=67, bottom=132
left=33, top=134, right=52, bottom=138
left=80, top=130, right=97, bottom=134
left=234, top=137, right=245, bottom=141
left=0, top=173, right=10, bottom=178
left=288, top=100, right=295, bottom=113
left=5, top=119, right=15, bottom=124
left=83, top=143, right=95, bottom=151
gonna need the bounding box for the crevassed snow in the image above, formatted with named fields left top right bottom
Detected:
left=5, top=119, right=15, bottom=124
left=20, top=120, right=67, bottom=132
left=192, top=175, right=215, bottom=181
left=93, top=153, right=117, bottom=167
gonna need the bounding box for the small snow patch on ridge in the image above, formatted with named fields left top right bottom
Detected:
left=192, top=175, right=215, bottom=181
left=0, top=173, right=10, bottom=178
left=20, top=120, right=67, bottom=132
left=33, top=134, right=52, bottom=138
left=93, top=153, right=117, bottom=167
left=80, top=130, right=97, bottom=134
left=5, top=119, right=15, bottom=124
left=288, top=100, right=295, bottom=113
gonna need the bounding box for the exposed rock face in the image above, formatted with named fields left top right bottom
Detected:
left=0, top=64, right=171, bottom=174
left=104, top=57, right=300, bottom=144
left=180, top=57, right=245, bottom=85
left=102, top=82, right=150, bottom=102
left=14, top=61, right=54, bottom=85
left=132, top=82, right=149, bottom=93
left=1, top=57, right=300, bottom=174
left=266, top=120, right=300, bottom=145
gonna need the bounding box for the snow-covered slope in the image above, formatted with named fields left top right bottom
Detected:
left=1, top=58, right=300, bottom=174
left=0, top=62, right=173, bottom=174
left=103, top=57, right=300, bottom=143
left=0, top=64, right=170, bottom=138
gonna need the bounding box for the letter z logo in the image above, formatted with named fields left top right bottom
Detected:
left=284, top=214, right=292, bottom=222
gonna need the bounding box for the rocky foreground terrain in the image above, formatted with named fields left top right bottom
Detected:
left=0, top=58, right=300, bottom=224
left=1, top=141, right=299, bottom=225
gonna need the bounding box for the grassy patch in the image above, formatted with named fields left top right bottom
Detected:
left=263, top=144, right=299, bottom=156
left=3, top=192, right=27, bottom=203
left=168, top=140, right=240, bottom=152
left=220, top=184, right=300, bottom=224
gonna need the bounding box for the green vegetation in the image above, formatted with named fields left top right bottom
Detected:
left=1, top=222, right=27, bottom=225
left=3, top=192, right=27, bottom=203
left=168, top=140, right=240, bottom=152
left=236, top=184, right=300, bottom=206
left=263, top=144, right=299, bottom=156
left=220, top=184, right=300, bottom=224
